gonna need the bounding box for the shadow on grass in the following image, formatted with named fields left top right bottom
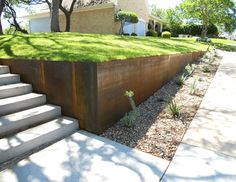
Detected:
left=0, top=33, right=208, bottom=62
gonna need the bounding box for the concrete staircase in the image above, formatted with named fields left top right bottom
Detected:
left=0, top=65, right=79, bottom=164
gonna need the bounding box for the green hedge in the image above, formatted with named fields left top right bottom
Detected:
left=171, top=23, right=218, bottom=37
left=146, top=30, right=157, bottom=37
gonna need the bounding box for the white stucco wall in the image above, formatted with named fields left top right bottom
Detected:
left=29, top=17, right=51, bottom=33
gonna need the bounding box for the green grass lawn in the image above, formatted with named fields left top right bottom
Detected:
left=0, top=33, right=213, bottom=62
left=212, top=38, right=236, bottom=52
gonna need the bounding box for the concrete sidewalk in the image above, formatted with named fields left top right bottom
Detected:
left=163, top=51, right=236, bottom=181
left=0, top=131, right=168, bottom=182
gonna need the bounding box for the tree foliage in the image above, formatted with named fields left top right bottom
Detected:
left=151, top=5, right=166, bottom=19
left=180, top=0, right=236, bottom=37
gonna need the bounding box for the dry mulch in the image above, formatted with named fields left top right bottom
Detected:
left=101, top=51, right=221, bottom=161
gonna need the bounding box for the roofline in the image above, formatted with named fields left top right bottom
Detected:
left=22, top=2, right=115, bottom=20
left=148, top=14, right=164, bottom=23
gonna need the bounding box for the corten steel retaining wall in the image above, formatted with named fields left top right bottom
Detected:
left=0, top=51, right=205, bottom=134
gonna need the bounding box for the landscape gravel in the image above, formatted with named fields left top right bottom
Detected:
left=101, top=52, right=221, bottom=161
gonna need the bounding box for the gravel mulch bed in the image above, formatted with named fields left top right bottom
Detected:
left=101, top=51, right=221, bottom=161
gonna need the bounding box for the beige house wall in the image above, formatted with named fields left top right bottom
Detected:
left=59, top=7, right=120, bottom=34
left=117, top=0, right=149, bottom=22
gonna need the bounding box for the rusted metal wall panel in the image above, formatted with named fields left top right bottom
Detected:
left=0, top=51, right=205, bottom=134
left=95, top=52, right=205, bottom=133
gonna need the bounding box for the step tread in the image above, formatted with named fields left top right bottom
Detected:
left=0, top=83, right=32, bottom=99
left=0, top=83, right=31, bottom=91
left=0, top=73, right=19, bottom=78
left=0, top=74, right=20, bottom=86
left=0, top=66, right=9, bottom=74
left=0, top=117, right=78, bottom=151
left=0, top=93, right=45, bottom=106
left=0, top=104, right=61, bottom=126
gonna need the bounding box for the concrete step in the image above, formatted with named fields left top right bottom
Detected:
left=0, top=93, right=46, bottom=116
left=0, top=105, right=61, bottom=138
left=0, top=83, right=32, bottom=99
left=0, top=74, right=20, bottom=86
left=0, top=117, right=79, bottom=164
left=0, top=66, right=10, bottom=75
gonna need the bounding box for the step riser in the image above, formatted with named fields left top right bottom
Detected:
left=0, top=96, right=46, bottom=116
left=0, top=121, right=78, bottom=164
left=0, top=66, right=10, bottom=75
left=0, top=75, right=20, bottom=86
left=0, top=85, right=32, bottom=99
left=0, top=107, right=61, bottom=138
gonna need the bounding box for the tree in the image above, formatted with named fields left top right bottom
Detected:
left=151, top=6, right=166, bottom=19
left=0, top=0, right=31, bottom=35
left=164, top=8, right=182, bottom=35
left=116, top=10, right=139, bottom=35
left=180, top=0, right=236, bottom=38
left=0, top=0, right=5, bottom=34
left=4, top=1, right=28, bottom=33
left=50, top=0, right=60, bottom=32
left=59, top=0, right=76, bottom=32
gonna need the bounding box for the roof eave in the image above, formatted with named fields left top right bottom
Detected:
left=149, top=14, right=164, bottom=23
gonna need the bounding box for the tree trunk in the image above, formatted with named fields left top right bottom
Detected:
left=0, top=0, right=5, bottom=35
left=59, top=0, right=76, bottom=32
left=65, top=12, right=70, bottom=32
left=201, top=4, right=208, bottom=39
left=51, top=0, right=60, bottom=32
left=201, top=16, right=208, bottom=38
left=119, top=20, right=125, bottom=35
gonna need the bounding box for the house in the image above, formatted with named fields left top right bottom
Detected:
left=24, top=0, right=163, bottom=36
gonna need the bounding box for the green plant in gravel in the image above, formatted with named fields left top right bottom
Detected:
left=202, top=65, right=210, bottom=73
left=189, top=79, right=199, bottom=95
left=198, top=77, right=203, bottom=82
left=176, top=74, right=187, bottom=86
left=121, top=91, right=139, bottom=127
left=185, top=64, right=196, bottom=76
left=168, top=100, right=181, bottom=118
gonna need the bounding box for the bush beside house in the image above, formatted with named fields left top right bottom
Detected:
left=162, top=31, right=171, bottom=38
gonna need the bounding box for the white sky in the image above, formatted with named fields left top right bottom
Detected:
left=149, top=0, right=182, bottom=9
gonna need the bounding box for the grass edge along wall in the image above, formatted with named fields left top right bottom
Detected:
left=0, top=51, right=205, bottom=134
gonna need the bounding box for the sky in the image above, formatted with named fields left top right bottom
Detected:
left=149, top=0, right=182, bottom=9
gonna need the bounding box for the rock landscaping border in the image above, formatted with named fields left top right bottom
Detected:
left=101, top=50, right=221, bottom=160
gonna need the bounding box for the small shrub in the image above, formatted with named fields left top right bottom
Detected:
left=162, top=31, right=171, bottom=38
left=121, top=91, right=139, bottom=127
left=168, top=100, right=181, bottom=118
left=146, top=30, right=157, bottom=37
left=131, top=32, right=137, bottom=36
left=123, top=33, right=130, bottom=36
left=198, top=77, right=203, bottom=82
left=185, top=64, right=196, bottom=76
left=202, top=66, right=210, bottom=73
left=189, top=80, right=199, bottom=95
left=176, top=74, right=187, bottom=86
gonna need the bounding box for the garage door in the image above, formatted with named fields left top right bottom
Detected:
left=137, top=20, right=146, bottom=36
left=29, top=17, right=51, bottom=33
left=123, top=22, right=135, bottom=35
